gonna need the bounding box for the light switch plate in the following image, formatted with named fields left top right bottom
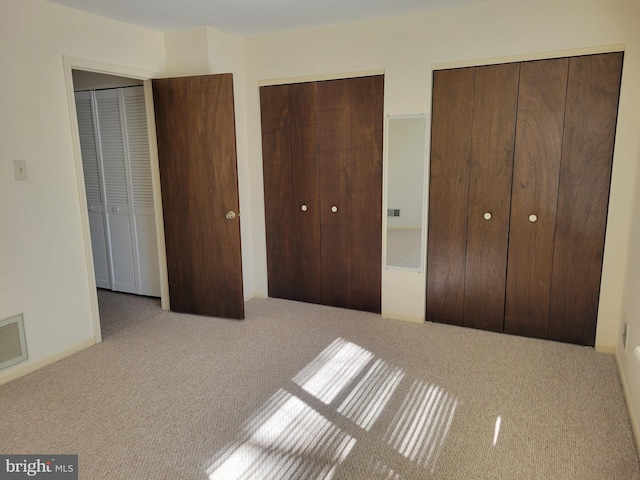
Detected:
left=13, top=160, right=28, bottom=180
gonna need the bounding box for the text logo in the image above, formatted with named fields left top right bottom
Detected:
left=0, top=455, right=77, bottom=479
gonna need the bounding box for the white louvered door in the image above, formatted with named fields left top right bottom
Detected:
left=122, top=87, right=161, bottom=296
left=95, top=89, right=137, bottom=294
left=77, top=87, right=160, bottom=297
left=75, top=91, right=111, bottom=289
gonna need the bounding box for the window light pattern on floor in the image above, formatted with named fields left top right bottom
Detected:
left=384, top=379, right=458, bottom=472
left=337, top=358, right=405, bottom=431
left=207, top=337, right=459, bottom=479
left=207, top=389, right=356, bottom=480
left=292, top=338, right=374, bottom=404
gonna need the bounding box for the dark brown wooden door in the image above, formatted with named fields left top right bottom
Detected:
left=504, top=58, right=569, bottom=338
left=260, top=75, right=383, bottom=313
left=318, top=76, right=383, bottom=313
left=426, top=53, right=622, bottom=346
left=260, top=82, right=322, bottom=304
left=463, top=63, right=520, bottom=332
left=153, top=74, right=244, bottom=319
left=426, top=68, right=474, bottom=326
left=548, top=52, right=623, bottom=346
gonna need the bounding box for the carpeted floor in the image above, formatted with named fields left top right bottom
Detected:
left=1, top=290, right=639, bottom=479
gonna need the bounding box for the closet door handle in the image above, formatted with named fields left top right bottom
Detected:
left=483, top=212, right=492, bottom=220
left=301, top=204, right=308, bottom=212
left=112, top=207, right=119, bottom=213
left=331, top=205, right=338, bottom=213
left=529, top=214, right=538, bottom=223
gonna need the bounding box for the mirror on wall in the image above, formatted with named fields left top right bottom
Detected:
left=385, top=115, right=428, bottom=271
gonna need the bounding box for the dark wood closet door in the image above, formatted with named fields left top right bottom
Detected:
left=347, top=75, right=384, bottom=312
left=260, top=85, right=295, bottom=299
left=463, top=63, right=520, bottom=332
left=504, top=58, right=569, bottom=338
left=153, top=74, right=244, bottom=319
left=426, top=68, right=474, bottom=326
left=259, top=83, right=322, bottom=303
left=548, top=52, right=623, bottom=346
left=318, top=76, right=383, bottom=313
left=289, top=83, right=322, bottom=303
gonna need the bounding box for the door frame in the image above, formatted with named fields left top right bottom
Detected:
left=62, top=56, right=169, bottom=343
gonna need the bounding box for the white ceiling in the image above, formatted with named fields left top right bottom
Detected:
left=47, top=0, right=482, bottom=35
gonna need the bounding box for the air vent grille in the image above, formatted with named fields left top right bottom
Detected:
left=0, top=314, right=27, bottom=370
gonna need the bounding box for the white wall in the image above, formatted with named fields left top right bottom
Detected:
left=615, top=0, right=640, bottom=449
left=243, top=0, right=640, bottom=330
left=0, top=0, right=166, bottom=381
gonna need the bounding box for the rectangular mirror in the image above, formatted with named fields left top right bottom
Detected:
left=385, top=115, right=428, bottom=271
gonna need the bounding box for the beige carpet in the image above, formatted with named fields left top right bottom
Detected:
left=1, top=290, right=639, bottom=479
left=386, top=229, right=422, bottom=269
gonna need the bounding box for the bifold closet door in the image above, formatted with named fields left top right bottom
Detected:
left=95, top=89, right=137, bottom=294
left=426, top=68, right=474, bottom=326
left=318, top=76, right=383, bottom=312
left=260, top=75, right=383, bottom=313
left=504, top=58, right=569, bottom=338
left=75, top=91, right=111, bottom=290
left=426, top=64, right=519, bottom=330
left=462, top=63, right=519, bottom=332
left=547, top=52, right=623, bottom=345
left=153, top=74, right=244, bottom=319
left=427, top=52, right=623, bottom=346
left=260, top=82, right=322, bottom=303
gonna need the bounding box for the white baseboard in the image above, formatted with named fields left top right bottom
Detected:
left=596, top=343, right=616, bottom=354
left=246, top=293, right=268, bottom=300
left=0, top=338, right=96, bottom=386
left=614, top=344, right=640, bottom=458
left=382, top=311, right=424, bottom=324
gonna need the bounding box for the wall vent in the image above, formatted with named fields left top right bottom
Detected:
left=0, top=314, right=27, bottom=371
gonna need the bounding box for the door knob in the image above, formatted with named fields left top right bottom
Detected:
left=483, top=212, right=492, bottom=220
left=301, top=204, right=308, bottom=212
left=225, top=211, right=237, bottom=220
left=112, top=207, right=119, bottom=213
left=529, top=214, right=538, bottom=223
left=331, top=206, right=338, bottom=213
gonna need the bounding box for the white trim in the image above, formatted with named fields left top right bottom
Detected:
left=258, top=69, right=385, bottom=87
left=614, top=345, right=640, bottom=458
left=0, top=338, right=95, bottom=386
left=62, top=56, right=171, bottom=343
left=143, top=79, right=170, bottom=310
left=381, top=311, right=424, bottom=324
left=432, top=44, right=625, bottom=71
left=596, top=343, right=616, bottom=354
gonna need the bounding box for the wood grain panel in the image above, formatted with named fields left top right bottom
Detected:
left=318, top=78, right=353, bottom=309
left=260, top=85, right=295, bottom=300
left=348, top=75, right=383, bottom=313
left=426, top=68, right=475, bottom=326
left=548, top=52, right=623, bottom=346
left=153, top=74, right=244, bottom=319
left=504, top=58, right=569, bottom=338
left=463, top=62, right=520, bottom=332
left=288, top=82, right=322, bottom=304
